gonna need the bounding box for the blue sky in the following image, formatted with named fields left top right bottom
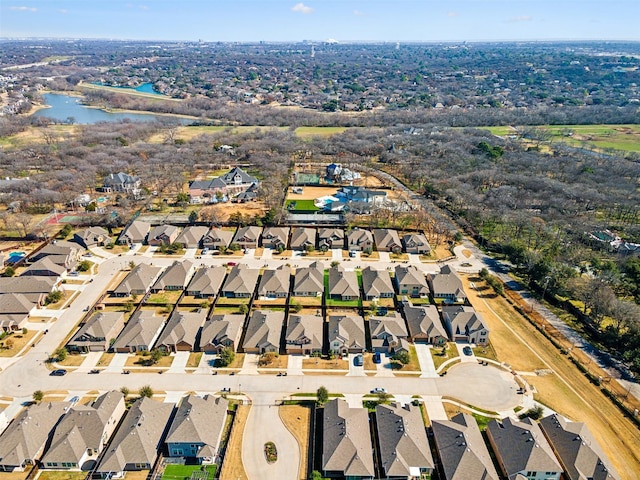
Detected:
left=2, top=0, right=638, bottom=42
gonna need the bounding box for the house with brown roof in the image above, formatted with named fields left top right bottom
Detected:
left=328, top=265, right=360, bottom=301
left=347, top=228, right=374, bottom=252
left=402, top=302, right=448, bottom=345
left=200, top=314, right=245, bottom=353
left=111, top=263, right=163, bottom=297
left=232, top=226, right=262, bottom=249
left=432, top=413, right=499, bottom=480
left=328, top=315, right=365, bottom=355
left=369, top=313, right=409, bottom=354
left=293, top=261, right=325, bottom=297
left=395, top=265, right=429, bottom=298
left=118, top=220, right=150, bottom=245
left=174, top=226, right=209, bottom=249
left=428, top=265, right=466, bottom=303
left=261, top=227, right=290, bottom=249
left=322, top=399, right=375, bottom=479
left=67, top=311, right=125, bottom=352
left=539, top=414, right=620, bottom=480
left=242, top=310, right=284, bottom=354
left=73, top=226, right=110, bottom=249
left=112, top=311, right=166, bottom=353
left=285, top=314, right=323, bottom=355
left=41, top=391, right=125, bottom=471
left=373, top=229, right=403, bottom=253
left=151, top=260, right=196, bottom=292
left=186, top=266, right=226, bottom=298
left=188, top=177, right=228, bottom=204
left=402, top=233, right=431, bottom=255
left=290, top=227, right=316, bottom=251
left=361, top=266, right=394, bottom=301
left=318, top=228, right=344, bottom=250
left=375, top=403, right=434, bottom=479
left=257, top=265, right=291, bottom=299
left=155, top=309, right=206, bottom=352
left=202, top=228, right=235, bottom=250
left=147, top=225, right=180, bottom=246
left=441, top=305, right=489, bottom=345
left=487, top=417, right=562, bottom=480
left=220, top=265, right=260, bottom=299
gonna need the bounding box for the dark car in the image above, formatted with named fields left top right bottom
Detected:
left=463, top=346, right=473, bottom=356
left=373, top=352, right=382, bottom=364
left=88, top=369, right=100, bottom=374
left=50, top=369, right=67, bottom=376
left=354, top=354, right=364, bottom=366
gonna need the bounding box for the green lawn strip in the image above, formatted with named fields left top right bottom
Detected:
left=162, top=464, right=217, bottom=480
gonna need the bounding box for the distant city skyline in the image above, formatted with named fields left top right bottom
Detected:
left=2, top=0, right=639, bottom=43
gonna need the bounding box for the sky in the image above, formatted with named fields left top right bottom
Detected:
left=2, top=0, right=639, bottom=43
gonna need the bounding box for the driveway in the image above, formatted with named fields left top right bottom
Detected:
left=240, top=353, right=260, bottom=375
left=456, top=343, right=476, bottom=362
left=79, top=352, right=104, bottom=371
left=414, top=344, right=439, bottom=378
left=287, top=355, right=304, bottom=376
left=374, top=355, right=395, bottom=377
left=421, top=396, right=448, bottom=421
left=331, top=248, right=342, bottom=261
left=168, top=351, right=190, bottom=373
left=183, top=248, right=197, bottom=259
left=347, top=356, right=366, bottom=377
left=104, top=353, right=129, bottom=373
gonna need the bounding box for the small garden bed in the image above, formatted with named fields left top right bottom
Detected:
left=264, top=441, right=277, bottom=463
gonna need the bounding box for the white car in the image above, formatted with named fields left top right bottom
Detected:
left=371, top=387, right=386, bottom=394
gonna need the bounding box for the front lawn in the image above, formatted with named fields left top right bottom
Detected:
left=430, top=343, right=458, bottom=369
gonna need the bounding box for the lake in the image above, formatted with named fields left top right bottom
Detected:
left=32, top=93, right=192, bottom=124
left=91, top=82, right=165, bottom=96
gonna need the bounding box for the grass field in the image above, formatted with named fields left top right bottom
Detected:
left=294, top=126, right=348, bottom=137
left=285, top=199, right=320, bottom=212
left=162, top=464, right=217, bottom=480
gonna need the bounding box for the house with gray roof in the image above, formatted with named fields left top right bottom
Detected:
left=486, top=417, right=562, bottom=480
left=22, top=257, right=67, bottom=277
left=219, top=166, right=258, bottom=192
left=31, top=241, right=82, bottom=269
left=261, top=227, right=290, bottom=249
left=189, top=177, right=227, bottom=204
left=328, top=315, right=365, bottom=355
left=285, top=314, right=323, bottom=355
left=147, top=225, right=180, bottom=246
left=328, top=265, right=360, bottom=301
left=0, top=293, right=36, bottom=331
left=165, top=394, right=229, bottom=465
left=395, top=265, right=429, bottom=298
left=361, top=266, right=394, bottom=301
left=103, top=172, right=140, bottom=193
left=369, top=313, right=409, bottom=354
left=112, top=263, right=163, bottom=297
left=373, top=229, right=403, bottom=253
left=174, top=226, right=209, bottom=249
left=318, top=228, right=344, bottom=250
left=220, top=265, right=259, bottom=298
left=0, top=401, right=71, bottom=472
left=322, top=399, right=374, bottom=479
left=118, top=220, right=150, bottom=245
left=290, top=227, right=316, bottom=251
left=402, top=233, right=431, bottom=255
left=73, top=226, right=110, bottom=249
left=257, top=265, right=291, bottom=299
left=242, top=310, right=284, bottom=354
left=441, top=306, right=489, bottom=345
left=186, top=266, right=226, bottom=298
left=402, top=302, right=448, bottom=345
left=201, top=228, right=235, bottom=250
left=232, top=226, right=262, bottom=249
left=151, top=260, right=195, bottom=292
left=432, top=413, right=499, bottom=480
left=67, top=311, right=125, bottom=353
left=41, top=391, right=125, bottom=471
left=95, top=397, right=174, bottom=477
left=293, top=261, right=325, bottom=297
left=200, top=314, right=245, bottom=353
left=375, top=403, right=434, bottom=479
left=112, top=311, right=166, bottom=353
left=428, top=265, right=466, bottom=303
left=347, top=228, right=374, bottom=252
left=539, top=414, right=620, bottom=480
left=0, top=276, right=57, bottom=304
left=155, top=309, right=206, bottom=352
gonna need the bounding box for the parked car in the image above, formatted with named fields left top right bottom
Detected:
left=88, top=369, right=100, bottom=374
left=463, top=346, right=473, bottom=356
left=354, top=354, right=364, bottom=366
left=227, top=261, right=237, bottom=267
left=50, top=369, right=67, bottom=376
left=371, top=387, right=386, bottom=394
left=202, top=248, right=209, bottom=254
left=373, top=352, right=382, bottom=364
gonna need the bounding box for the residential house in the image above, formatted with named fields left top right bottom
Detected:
left=322, top=399, right=375, bottom=479
left=155, top=310, right=206, bottom=353
left=428, top=265, right=467, bottom=303
left=261, top=227, right=290, bottom=250
left=441, top=306, right=489, bottom=345
left=94, top=397, right=174, bottom=477
left=242, top=310, right=284, bottom=354
left=199, top=315, right=245, bottom=353
left=103, top=172, right=141, bottom=194
left=201, top=228, right=235, bottom=251
left=292, top=261, right=325, bottom=297
left=394, top=265, right=429, bottom=298
left=402, top=233, right=431, bottom=255
left=232, top=184, right=258, bottom=203
left=111, top=264, right=163, bottom=297
left=111, top=311, right=166, bottom=353
left=285, top=314, right=323, bottom=355
left=289, top=227, right=316, bottom=251
left=432, top=413, right=499, bottom=480
left=41, top=391, right=125, bottom=471
left=486, top=417, right=563, bottom=480
left=361, top=266, right=394, bottom=301
left=22, top=257, right=67, bottom=277
left=188, top=177, right=228, bottom=204
left=232, top=226, right=262, bottom=250
left=151, top=260, right=196, bottom=292
left=375, top=403, right=434, bottom=479
left=147, top=225, right=180, bottom=246
left=165, top=395, right=229, bottom=465
left=220, top=265, right=260, bottom=299
left=257, top=265, right=291, bottom=299
left=185, top=266, right=226, bottom=299
left=174, top=226, right=209, bottom=249
left=328, top=265, right=360, bottom=301
left=67, top=311, right=125, bottom=353
left=318, top=228, right=344, bottom=250
left=369, top=313, right=409, bottom=354
left=347, top=228, right=374, bottom=252
left=373, top=229, right=403, bottom=253
left=118, top=220, right=151, bottom=245
left=328, top=315, right=366, bottom=355
left=73, top=226, right=110, bottom=249
left=402, top=302, right=448, bottom=345
left=30, top=241, right=82, bottom=270
left=218, top=166, right=259, bottom=194
left=0, top=293, right=35, bottom=331
left=539, top=414, right=620, bottom=480
left=0, top=401, right=71, bottom=472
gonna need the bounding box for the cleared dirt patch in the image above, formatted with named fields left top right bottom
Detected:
left=220, top=404, right=250, bottom=480
left=279, top=404, right=311, bottom=480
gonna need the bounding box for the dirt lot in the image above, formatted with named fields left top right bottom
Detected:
left=220, top=404, right=250, bottom=480
left=279, top=404, right=311, bottom=480
left=462, top=274, right=640, bottom=478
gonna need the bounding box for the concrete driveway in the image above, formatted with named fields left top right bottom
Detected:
left=414, top=344, right=439, bottom=378
left=168, top=351, right=190, bottom=373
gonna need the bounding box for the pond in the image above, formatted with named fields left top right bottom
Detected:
left=32, top=93, right=192, bottom=125
left=91, top=82, right=165, bottom=96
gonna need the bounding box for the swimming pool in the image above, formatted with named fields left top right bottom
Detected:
left=7, top=251, right=26, bottom=264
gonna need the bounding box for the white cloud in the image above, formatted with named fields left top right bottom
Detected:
left=58, top=9, right=68, bottom=14
left=291, top=3, right=313, bottom=14
left=353, top=10, right=365, bottom=17
left=139, top=5, right=149, bottom=10
left=447, top=11, right=459, bottom=18
left=507, top=15, right=533, bottom=23
left=10, top=6, right=37, bottom=12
